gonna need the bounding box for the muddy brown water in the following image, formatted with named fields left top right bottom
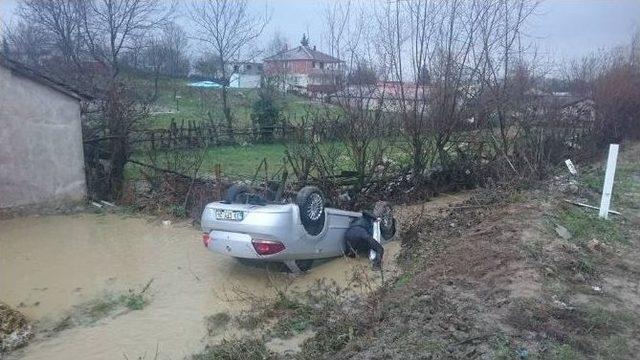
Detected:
left=0, top=212, right=402, bottom=359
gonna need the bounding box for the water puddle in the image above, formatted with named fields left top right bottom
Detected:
left=0, top=212, right=401, bottom=359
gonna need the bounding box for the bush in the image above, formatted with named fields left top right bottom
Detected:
left=251, top=81, right=282, bottom=143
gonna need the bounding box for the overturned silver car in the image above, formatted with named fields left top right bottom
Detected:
left=201, top=185, right=396, bottom=272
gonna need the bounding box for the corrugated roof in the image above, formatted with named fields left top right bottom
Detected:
left=0, top=55, right=91, bottom=101
left=264, top=46, right=343, bottom=63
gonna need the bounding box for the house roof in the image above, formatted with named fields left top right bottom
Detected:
left=0, top=55, right=91, bottom=101
left=263, top=46, right=343, bottom=63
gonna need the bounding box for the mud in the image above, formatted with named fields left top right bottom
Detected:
left=0, top=212, right=400, bottom=359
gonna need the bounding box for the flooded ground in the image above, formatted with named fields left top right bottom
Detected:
left=0, top=211, right=402, bottom=359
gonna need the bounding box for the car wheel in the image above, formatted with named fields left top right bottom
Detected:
left=374, top=201, right=396, bottom=240
left=296, top=186, right=325, bottom=236
left=226, top=184, right=267, bottom=205
left=226, top=184, right=250, bottom=203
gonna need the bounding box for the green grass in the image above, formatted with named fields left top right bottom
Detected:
left=547, top=343, right=582, bottom=360
left=128, top=143, right=288, bottom=180
left=206, top=312, right=231, bottom=336
left=583, top=306, right=635, bottom=335
left=51, top=284, right=151, bottom=331
left=128, top=136, right=410, bottom=182
left=198, top=144, right=289, bottom=178
left=84, top=290, right=149, bottom=320
left=125, top=73, right=333, bottom=129
left=490, top=336, right=514, bottom=360
left=191, top=338, right=275, bottom=360
left=554, top=207, right=627, bottom=246
left=580, top=160, right=640, bottom=210
left=394, top=273, right=413, bottom=288
left=269, top=294, right=315, bottom=338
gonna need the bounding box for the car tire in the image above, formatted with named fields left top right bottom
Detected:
left=296, top=186, right=326, bottom=236
left=381, top=218, right=397, bottom=240
left=226, top=184, right=268, bottom=205
left=226, top=184, right=250, bottom=203
left=374, top=201, right=396, bottom=240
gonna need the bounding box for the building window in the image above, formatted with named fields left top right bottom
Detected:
left=233, top=65, right=239, bottom=72
left=312, top=61, right=316, bottom=68
left=320, top=62, right=324, bottom=69
left=246, top=64, right=252, bottom=70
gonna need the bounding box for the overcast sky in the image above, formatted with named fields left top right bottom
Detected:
left=2, top=0, right=639, bottom=67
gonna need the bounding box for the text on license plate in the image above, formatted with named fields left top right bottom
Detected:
left=215, top=209, right=244, bottom=221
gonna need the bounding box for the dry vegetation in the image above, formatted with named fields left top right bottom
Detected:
left=188, top=143, right=639, bottom=360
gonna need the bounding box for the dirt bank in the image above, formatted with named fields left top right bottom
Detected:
left=299, top=143, right=640, bottom=359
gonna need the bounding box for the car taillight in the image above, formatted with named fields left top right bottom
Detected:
left=251, top=239, right=285, bottom=255
left=202, top=233, right=211, bottom=247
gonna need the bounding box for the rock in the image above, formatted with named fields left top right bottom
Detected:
left=587, top=239, right=608, bottom=253
left=573, top=273, right=586, bottom=283
left=555, top=225, right=572, bottom=240
left=567, top=183, right=579, bottom=194
left=544, top=267, right=555, bottom=277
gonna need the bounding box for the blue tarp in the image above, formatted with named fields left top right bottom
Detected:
left=187, top=81, right=223, bottom=88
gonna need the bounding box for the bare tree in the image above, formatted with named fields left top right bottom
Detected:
left=140, top=22, right=189, bottom=100
left=80, top=0, right=174, bottom=78
left=3, top=22, right=52, bottom=66
left=161, top=22, right=189, bottom=80
left=265, top=31, right=288, bottom=57
left=141, top=35, right=167, bottom=100
left=323, top=0, right=351, bottom=61
left=17, top=0, right=85, bottom=69
left=373, top=0, right=540, bottom=181
left=189, top=0, right=269, bottom=143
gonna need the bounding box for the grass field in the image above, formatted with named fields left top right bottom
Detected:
left=127, top=138, right=412, bottom=182
left=126, top=74, right=332, bottom=129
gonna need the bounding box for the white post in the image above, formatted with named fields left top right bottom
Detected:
left=599, top=144, right=619, bottom=219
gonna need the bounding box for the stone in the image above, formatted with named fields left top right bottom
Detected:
left=587, top=239, right=608, bottom=253
left=555, top=225, right=572, bottom=240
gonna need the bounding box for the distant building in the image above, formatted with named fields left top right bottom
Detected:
left=229, top=62, right=263, bottom=89
left=0, top=56, right=88, bottom=211
left=263, top=38, right=344, bottom=94
left=329, top=81, right=430, bottom=112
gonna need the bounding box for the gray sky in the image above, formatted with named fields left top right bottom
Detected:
left=2, top=0, right=639, bottom=66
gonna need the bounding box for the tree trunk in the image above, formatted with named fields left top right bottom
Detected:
left=153, top=70, right=160, bottom=101
left=221, top=85, right=235, bottom=143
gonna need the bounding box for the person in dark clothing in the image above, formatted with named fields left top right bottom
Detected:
left=344, top=211, right=384, bottom=270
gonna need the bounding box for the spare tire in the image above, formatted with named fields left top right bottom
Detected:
left=296, top=186, right=325, bottom=236
left=374, top=201, right=396, bottom=240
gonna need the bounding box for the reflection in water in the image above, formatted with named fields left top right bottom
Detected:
left=0, top=213, right=400, bottom=360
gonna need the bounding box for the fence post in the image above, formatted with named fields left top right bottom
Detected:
left=150, top=131, right=155, bottom=152
left=214, top=163, right=222, bottom=200
left=599, top=144, right=619, bottom=219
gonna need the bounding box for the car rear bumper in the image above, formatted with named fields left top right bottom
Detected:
left=204, top=229, right=346, bottom=261
left=206, top=230, right=258, bottom=259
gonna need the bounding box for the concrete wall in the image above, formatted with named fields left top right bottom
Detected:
left=0, top=65, right=86, bottom=209
left=238, top=74, right=261, bottom=88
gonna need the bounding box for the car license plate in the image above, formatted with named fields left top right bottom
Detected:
left=215, top=209, right=244, bottom=221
